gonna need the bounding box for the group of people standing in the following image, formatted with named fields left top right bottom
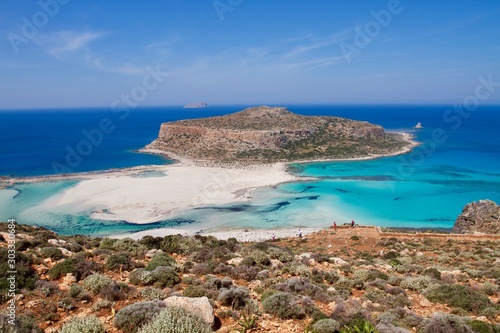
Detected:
left=331, top=219, right=356, bottom=230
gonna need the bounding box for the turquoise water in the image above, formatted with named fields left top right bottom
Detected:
left=1, top=105, right=499, bottom=235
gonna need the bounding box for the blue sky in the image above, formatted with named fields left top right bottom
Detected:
left=1, top=0, right=499, bottom=109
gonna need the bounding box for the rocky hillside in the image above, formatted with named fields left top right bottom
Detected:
left=453, top=200, right=500, bottom=234
left=1, top=222, right=499, bottom=333
left=145, top=106, right=411, bottom=164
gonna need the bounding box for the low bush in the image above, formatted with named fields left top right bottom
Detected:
left=421, top=312, right=471, bottom=333
left=312, top=318, right=340, bottom=333
left=399, top=276, right=435, bottom=292
left=273, top=277, right=329, bottom=302
left=35, top=280, right=59, bottom=297
left=68, top=284, right=92, bottom=301
left=217, top=286, right=250, bottom=309
left=137, top=305, right=212, bottom=333
left=0, top=249, right=38, bottom=302
left=0, top=314, right=43, bottom=333
left=99, top=282, right=128, bottom=301
left=114, top=300, right=166, bottom=333
left=262, top=292, right=316, bottom=319
left=59, top=316, right=105, bottom=333
left=40, top=247, right=65, bottom=260
left=145, top=252, right=176, bottom=271
left=105, top=253, right=135, bottom=271
left=425, top=284, right=494, bottom=315
left=129, top=266, right=180, bottom=288
left=82, top=273, right=113, bottom=294
left=48, top=257, right=101, bottom=281
left=113, top=238, right=148, bottom=258
left=142, top=287, right=167, bottom=301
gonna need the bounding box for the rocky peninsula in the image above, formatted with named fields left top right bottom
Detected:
left=453, top=199, right=500, bottom=234
left=144, top=106, right=415, bottom=165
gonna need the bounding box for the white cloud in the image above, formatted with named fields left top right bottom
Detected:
left=44, top=31, right=105, bottom=57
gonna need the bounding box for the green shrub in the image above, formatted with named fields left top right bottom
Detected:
left=150, top=266, right=181, bottom=288
left=137, top=305, right=212, bottom=333
left=69, top=284, right=91, bottom=301
left=183, top=285, right=209, bottom=298
left=425, top=284, right=494, bottom=315
left=48, top=257, right=100, bottom=281
left=0, top=314, right=43, bottom=333
left=217, top=286, right=250, bottom=309
left=142, top=287, right=167, bottom=301
left=146, top=253, right=176, bottom=271
left=114, top=300, right=166, bottom=333
left=99, top=282, right=128, bottom=301
left=0, top=249, right=38, bottom=302
left=113, top=238, right=148, bottom=258
left=312, top=318, right=340, bottom=333
left=400, top=276, right=435, bottom=292
left=262, top=292, right=315, bottom=319
left=340, top=319, right=379, bottom=333
left=98, top=238, right=118, bottom=250
left=40, top=247, right=65, bottom=260
left=421, top=313, right=470, bottom=333
left=59, top=316, right=105, bottom=333
left=468, top=320, right=497, bottom=333
left=424, top=267, right=441, bottom=280
left=273, top=277, right=329, bottom=302
left=129, top=267, right=180, bottom=288
left=82, top=273, right=113, bottom=294
left=106, top=253, right=135, bottom=271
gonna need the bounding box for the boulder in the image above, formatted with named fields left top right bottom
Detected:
left=452, top=200, right=500, bottom=234
left=145, top=249, right=164, bottom=259
left=329, top=257, right=348, bottom=266
left=163, top=296, right=214, bottom=325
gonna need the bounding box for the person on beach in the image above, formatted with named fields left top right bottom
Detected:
left=351, top=220, right=355, bottom=228
left=297, top=228, right=302, bottom=238
left=333, top=221, right=337, bottom=230
left=272, top=233, right=276, bottom=242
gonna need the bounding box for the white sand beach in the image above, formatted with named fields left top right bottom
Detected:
left=112, top=227, right=323, bottom=242
left=41, top=163, right=301, bottom=224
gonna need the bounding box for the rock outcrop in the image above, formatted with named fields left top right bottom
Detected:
left=145, top=106, right=411, bottom=164
left=452, top=200, right=500, bottom=234
left=163, top=296, right=214, bottom=325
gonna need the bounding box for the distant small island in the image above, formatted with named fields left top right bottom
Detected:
left=144, top=106, right=417, bottom=165
left=183, top=102, right=209, bottom=108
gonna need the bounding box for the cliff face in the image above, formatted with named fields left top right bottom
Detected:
left=452, top=200, right=500, bottom=234
left=146, top=106, right=408, bottom=164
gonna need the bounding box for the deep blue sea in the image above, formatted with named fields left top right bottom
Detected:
left=1, top=105, right=499, bottom=236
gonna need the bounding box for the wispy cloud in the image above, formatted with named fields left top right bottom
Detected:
left=284, top=30, right=353, bottom=58
left=43, top=30, right=105, bottom=58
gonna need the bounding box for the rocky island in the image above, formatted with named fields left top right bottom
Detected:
left=145, top=106, right=414, bottom=165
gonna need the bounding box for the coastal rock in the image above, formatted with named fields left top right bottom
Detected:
left=163, top=296, right=214, bottom=325
left=452, top=200, right=500, bottom=234
left=145, top=106, right=410, bottom=164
